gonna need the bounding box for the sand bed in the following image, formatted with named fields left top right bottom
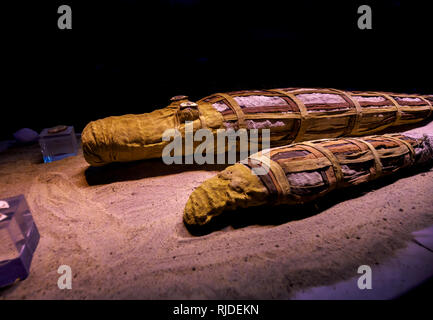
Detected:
left=0, top=122, right=433, bottom=299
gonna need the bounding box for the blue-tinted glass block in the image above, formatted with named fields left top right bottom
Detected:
left=39, top=126, right=78, bottom=163
left=0, top=195, right=40, bottom=287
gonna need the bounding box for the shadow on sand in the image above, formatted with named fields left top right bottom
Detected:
left=84, top=158, right=230, bottom=186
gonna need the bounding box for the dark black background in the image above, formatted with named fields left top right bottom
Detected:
left=2, top=0, right=432, bottom=140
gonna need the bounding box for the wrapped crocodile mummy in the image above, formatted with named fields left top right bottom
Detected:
left=183, top=133, right=433, bottom=228
left=82, top=88, right=433, bottom=166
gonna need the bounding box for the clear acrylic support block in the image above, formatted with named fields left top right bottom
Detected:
left=0, top=195, right=40, bottom=287
left=39, top=125, right=78, bottom=163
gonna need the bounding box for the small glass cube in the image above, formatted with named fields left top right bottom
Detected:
left=39, top=125, right=78, bottom=163
left=0, top=195, right=40, bottom=287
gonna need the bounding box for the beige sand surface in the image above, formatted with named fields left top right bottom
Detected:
left=0, top=122, right=433, bottom=299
